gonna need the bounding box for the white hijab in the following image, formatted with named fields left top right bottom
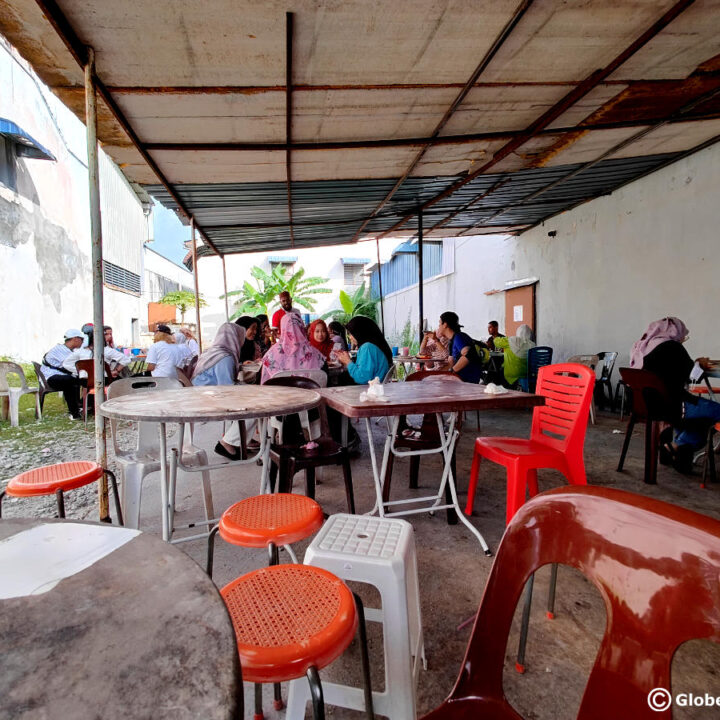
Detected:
left=509, top=324, right=535, bottom=359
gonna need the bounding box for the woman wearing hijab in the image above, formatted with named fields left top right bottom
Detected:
left=191, top=323, right=248, bottom=460
left=252, top=314, right=271, bottom=356
left=234, top=316, right=262, bottom=362
left=436, top=311, right=483, bottom=383
left=192, top=323, right=246, bottom=386
left=335, top=315, right=392, bottom=384
left=328, top=321, right=349, bottom=352
left=493, top=324, right=535, bottom=387
left=308, top=319, right=335, bottom=360
left=260, top=313, right=326, bottom=384
left=173, top=332, right=194, bottom=369
left=630, top=316, right=719, bottom=471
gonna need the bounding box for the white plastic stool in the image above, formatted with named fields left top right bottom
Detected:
left=286, top=514, right=425, bottom=720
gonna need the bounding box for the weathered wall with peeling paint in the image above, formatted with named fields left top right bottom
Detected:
left=0, top=39, right=149, bottom=361
left=381, top=140, right=720, bottom=366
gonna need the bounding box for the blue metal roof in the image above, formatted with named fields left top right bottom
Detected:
left=267, top=255, right=298, bottom=262
left=0, top=118, right=55, bottom=161
left=341, top=258, right=370, bottom=264
left=150, top=152, right=684, bottom=265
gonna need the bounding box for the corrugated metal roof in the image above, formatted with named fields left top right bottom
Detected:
left=3, top=0, right=720, bottom=257
left=150, top=151, right=681, bottom=262
left=0, top=117, right=55, bottom=160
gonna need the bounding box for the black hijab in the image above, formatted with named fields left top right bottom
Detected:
left=346, top=316, right=393, bottom=365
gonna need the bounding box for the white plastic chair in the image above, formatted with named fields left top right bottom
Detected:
left=0, top=362, right=41, bottom=427
left=567, top=354, right=599, bottom=424
left=107, top=377, right=213, bottom=532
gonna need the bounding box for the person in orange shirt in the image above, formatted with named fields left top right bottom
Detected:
left=270, top=291, right=302, bottom=336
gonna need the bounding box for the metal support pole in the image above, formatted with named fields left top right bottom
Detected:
left=417, top=209, right=424, bottom=341
left=85, top=47, right=109, bottom=521
left=375, top=237, right=385, bottom=335
left=191, top=219, right=203, bottom=350
left=222, top=256, right=229, bottom=321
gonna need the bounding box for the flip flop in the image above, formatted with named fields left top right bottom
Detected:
left=214, top=441, right=242, bottom=461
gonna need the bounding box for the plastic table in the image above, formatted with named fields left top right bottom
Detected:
left=0, top=518, right=241, bottom=719
left=320, top=379, right=544, bottom=553
left=100, top=385, right=320, bottom=541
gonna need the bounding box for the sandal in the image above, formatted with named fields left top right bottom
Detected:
left=659, top=427, right=674, bottom=466
left=401, top=429, right=422, bottom=441
left=214, top=441, right=242, bottom=461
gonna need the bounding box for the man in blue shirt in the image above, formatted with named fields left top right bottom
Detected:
left=41, top=329, right=86, bottom=418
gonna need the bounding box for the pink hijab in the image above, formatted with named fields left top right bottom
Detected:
left=192, top=323, right=245, bottom=379
left=261, top=313, right=325, bottom=384
left=630, top=317, right=689, bottom=368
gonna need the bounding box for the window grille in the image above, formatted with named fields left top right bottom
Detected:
left=343, top=264, right=364, bottom=286
left=103, top=260, right=141, bottom=295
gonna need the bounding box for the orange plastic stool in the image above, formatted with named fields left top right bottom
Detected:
left=206, top=493, right=323, bottom=576
left=221, top=564, right=373, bottom=720
left=0, top=461, right=123, bottom=523
left=206, top=493, right=324, bottom=715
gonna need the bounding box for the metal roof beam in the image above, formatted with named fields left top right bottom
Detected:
left=140, top=112, right=720, bottom=153
left=285, top=11, right=295, bottom=248
left=460, top=81, right=720, bottom=233
left=375, top=0, right=697, bottom=240
left=33, top=0, right=221, bottom=256
left=348, top=0, right=535, bottom=244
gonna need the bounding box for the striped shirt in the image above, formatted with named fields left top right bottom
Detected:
left=41, top=344, right=73, bottom=379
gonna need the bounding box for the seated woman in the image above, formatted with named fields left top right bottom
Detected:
left=493, top=324, right=535, bottom=388
left=192, top=323, right=246, bottom=386
left=146, top=327, right=184, bottom=379
left=419, top=327, right=450, bottom=370
left=436, top=311, right=483, bottom=383
left=630, top=316, right=720, bottom=472
left=234, top=316, right=262, bottom=362
left=335, top=316, right=392, bottom=384
left=173, top=332, right=195, bottom=370
left=260, top=313, right=326, bottom=384
left=254, top=314, right=272, bottom=356
left=328, top=321, right=349, bottom=353
left=308, top=319, right=335, bottom=361
left=178, top=327, right=200, bottom=357
left=191, top=323, right=247, bottom=460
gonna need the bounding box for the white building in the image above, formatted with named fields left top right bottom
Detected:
left=0, top=38, right=193, bottom=361
left=378, top=141, right=720, bottom=368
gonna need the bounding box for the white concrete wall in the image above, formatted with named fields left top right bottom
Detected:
left=0, top=39, right=149, bottom=360
left=380, top=142, right=720, bottom=365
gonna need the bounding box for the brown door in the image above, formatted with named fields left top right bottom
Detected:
left=504, top=284, right=536, bottom=337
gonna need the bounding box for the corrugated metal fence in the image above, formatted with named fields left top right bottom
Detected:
left=370, top=241, right=443, bottom=296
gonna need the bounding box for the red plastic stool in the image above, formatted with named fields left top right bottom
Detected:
left=222, top=564, right=374, bottom=720
left=206, top=493, right=324, bottom=714
left=0, top=461, right=123, bottom=524
left=206, top=493, right=324, bottom=576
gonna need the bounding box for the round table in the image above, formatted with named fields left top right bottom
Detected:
left=0, top=518, right=241, bottom=719
left=100, top=385, right=321, bottom=540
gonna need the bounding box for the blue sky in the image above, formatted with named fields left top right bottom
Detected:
left=148, top=199, right=189, bottom=265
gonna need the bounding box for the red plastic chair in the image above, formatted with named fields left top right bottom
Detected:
left=465, top=363, right=595, bottom=525
left=75, top=358, right=113, bottom=423
left=421, top=486, right=720, bottom=720
left=0, top=460, right=122, bottom=523
left=222, top=564, right=374, bottom=720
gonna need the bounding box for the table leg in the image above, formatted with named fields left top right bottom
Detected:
left=434, top=413, right=491, bottom=555
left=363, top=416, right=395, bottom=517
left=258, top=418, right=273, bottom=494
left=158, top=422, right=170, bottom=541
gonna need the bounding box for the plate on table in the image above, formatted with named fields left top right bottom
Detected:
left=416, top=355, right=431, bottom=360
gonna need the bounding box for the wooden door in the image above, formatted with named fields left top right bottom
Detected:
left=504, top=284, right=536, bottom=337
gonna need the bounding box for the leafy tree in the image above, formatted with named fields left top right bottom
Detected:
left=158, top=290, right=206, bottom=324
left=223, top=265, right=332, bottom=320
left=321, top=283, right=379, bottom=325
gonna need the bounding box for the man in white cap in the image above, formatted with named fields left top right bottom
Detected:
left=40, top=329, right=86, bottom=419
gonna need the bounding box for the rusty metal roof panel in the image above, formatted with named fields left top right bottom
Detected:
left=2, top=0, right=720, bottom=254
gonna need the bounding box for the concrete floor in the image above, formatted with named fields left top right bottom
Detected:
left=130, top=407, right=720, bottom=719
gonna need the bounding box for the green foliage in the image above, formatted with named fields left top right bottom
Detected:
left=222, top=265, right=332, bottom=320
left=158, top=290, right=207, bottom=323
left=321, top=284, right=379, bottom=325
